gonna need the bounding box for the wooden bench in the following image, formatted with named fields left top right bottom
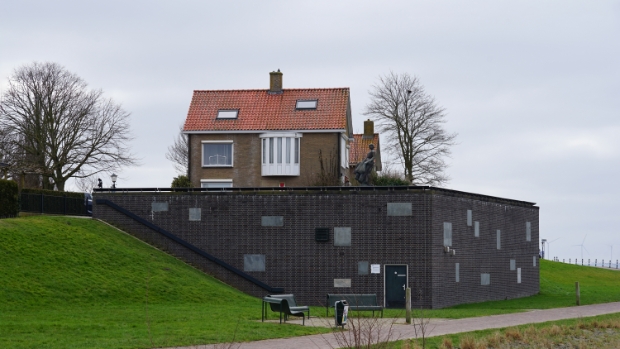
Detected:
left=262, top=294, right=309, bottom=325
left=326, top=294, right=383, bottom=317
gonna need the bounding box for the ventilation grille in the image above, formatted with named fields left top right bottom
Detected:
left=315, top=227, right=330, bottom=242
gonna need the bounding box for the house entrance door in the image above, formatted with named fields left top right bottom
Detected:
left=385, top=265, right=407, bottom=308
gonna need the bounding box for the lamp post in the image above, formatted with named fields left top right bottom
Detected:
left=111, top=173, right=118, bottom=189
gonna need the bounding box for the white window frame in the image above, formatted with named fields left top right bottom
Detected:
left=260, top=133, right=302, bottom=176
left=201, top=140, right=233, bottom=167
left=200, top=179, right=233, bottom=188
left=216, top=110, right=238, bottom=119
left=296, top=99, right=318, bottom=109
left=340, top=134, right=349, bottom=168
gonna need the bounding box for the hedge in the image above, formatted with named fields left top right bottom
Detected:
left=21, top=188, right=85, bottom=199
left=0, top=179, right=19, bottom=218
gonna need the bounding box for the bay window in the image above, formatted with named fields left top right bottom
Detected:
left=260, top=133, right=302, bottom=176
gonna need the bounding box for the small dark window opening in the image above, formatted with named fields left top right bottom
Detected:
left=296, top=100, right=318, bottom=110
left=315, top=227, right=330, bottom=242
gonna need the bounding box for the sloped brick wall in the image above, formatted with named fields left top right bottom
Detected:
left=93, top=189, right=538, bottom=308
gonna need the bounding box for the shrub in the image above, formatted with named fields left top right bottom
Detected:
left=171, top=175, right=192, bottom=188
left=0, top=179, right=19, bottom=218
left=371, top=170, right=410, bottom=186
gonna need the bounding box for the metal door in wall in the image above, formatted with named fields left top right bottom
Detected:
left=385, top=265, right=407, bottom=308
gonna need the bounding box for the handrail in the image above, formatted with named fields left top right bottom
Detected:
left=96, top=199, right=284, bottom=294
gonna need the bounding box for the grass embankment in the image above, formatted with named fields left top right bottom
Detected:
left=0, top=216, right=328, bottom=349
left=398, top=313, right=620, bottom=349
left=383, top=258, right=620, bottom=319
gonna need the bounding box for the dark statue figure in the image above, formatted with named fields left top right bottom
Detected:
left=354, top=144, right=375, bottom=186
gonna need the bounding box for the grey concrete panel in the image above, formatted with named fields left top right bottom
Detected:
left=456, top=263, right=460, bottom=282
left=481, top=273, right=490, bottom=286
left=189, top=208, right=201, bottom=221
left=151, top=202, right=169, bottom=212
left=444, top=222, right=452, bottom=246
left=533, top=256, right=537, bottom=267
left=334, top=227, right=352, bottom=246
left=244, top=254, right=265, bottom=272
left=334, top=279, right=351, bottom=287
left=510, top=259, right=516, bottom=271
left=474, top=221, right=480, bottom=237
left=526, top=221, right=531, bottom=241
left=261, top=216, right=283, bottom=227
left=467, top=210, right=472, bottom=226
left=358, top=261, right=369, bottom=275
left=517, top=268, right=522, bottom=283
left=387, top=203, right=412, bottom=216
left=497, top=230, right=501, bottom=249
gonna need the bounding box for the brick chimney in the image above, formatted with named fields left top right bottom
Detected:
left=363, top=119, right=374, bottom=139
left=269, top=69, right=283, bottom=94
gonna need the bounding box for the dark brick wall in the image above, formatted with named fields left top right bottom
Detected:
left=430, top=194, right=540, bottom=308
left=93, top=189, right=539, bottom=308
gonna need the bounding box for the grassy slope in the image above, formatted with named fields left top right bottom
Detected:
left=0, top=216, right=327, bottom=349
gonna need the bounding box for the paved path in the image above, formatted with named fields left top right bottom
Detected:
left=166, top=302, right=620, bottom=349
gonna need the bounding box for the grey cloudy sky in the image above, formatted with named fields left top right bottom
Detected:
left=1, top=1, right=619, bottom=262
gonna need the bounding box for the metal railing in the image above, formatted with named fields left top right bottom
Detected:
left=94, top=185, right=537, bottom=207
left=20, top=192, right=89, bottom=216
left=556, top=257, right=619, bottom=269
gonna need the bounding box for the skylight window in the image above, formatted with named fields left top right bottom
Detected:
left=296, top=100, right=318, bottom=110
left=217, top=110, right=238, bottom=119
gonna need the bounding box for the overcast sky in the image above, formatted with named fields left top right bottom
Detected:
left=1, top=1, right=619, bottom=262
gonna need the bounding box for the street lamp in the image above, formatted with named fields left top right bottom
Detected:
left=110, top=173, right=118, bottom=189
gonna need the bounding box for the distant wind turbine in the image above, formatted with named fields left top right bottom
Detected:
left=546, top=238, right=560, bottom=259
left=573, top=235, right=589, bottom=260
left=607, top=244, right=615, bottom=261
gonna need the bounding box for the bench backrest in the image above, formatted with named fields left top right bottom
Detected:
left=326, top=294, right=378, bottom=307
left=263, top=296, right=283, bottom=312
left=268, top=294, right=298, bottom=307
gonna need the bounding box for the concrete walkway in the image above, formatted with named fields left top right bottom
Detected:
left=167, top=302, right=620, bottom=349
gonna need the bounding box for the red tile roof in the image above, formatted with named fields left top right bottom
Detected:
left=183, top=88, right=350, bottom=132
left=349, top=134, right=380, bottom=164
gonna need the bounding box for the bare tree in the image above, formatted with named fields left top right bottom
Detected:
left=364, top=72, right=457, bottom=186
left=0, top=62, right=137, bottom=191
left=165, top=125, right=188, bottom=175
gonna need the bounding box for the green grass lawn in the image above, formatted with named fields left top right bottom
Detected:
left=0, top=216, right=328, bottom=349
left=1, top=216, right=620, bottom=348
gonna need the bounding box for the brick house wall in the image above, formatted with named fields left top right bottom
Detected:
left=189, top=133, right=341, bottom=187
left=93, top=188, right=539, bottom=308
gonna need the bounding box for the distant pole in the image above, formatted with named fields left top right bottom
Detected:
left=406, top=287, right=411, bottom=324
left=575, top=282, right=580, bottom=306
